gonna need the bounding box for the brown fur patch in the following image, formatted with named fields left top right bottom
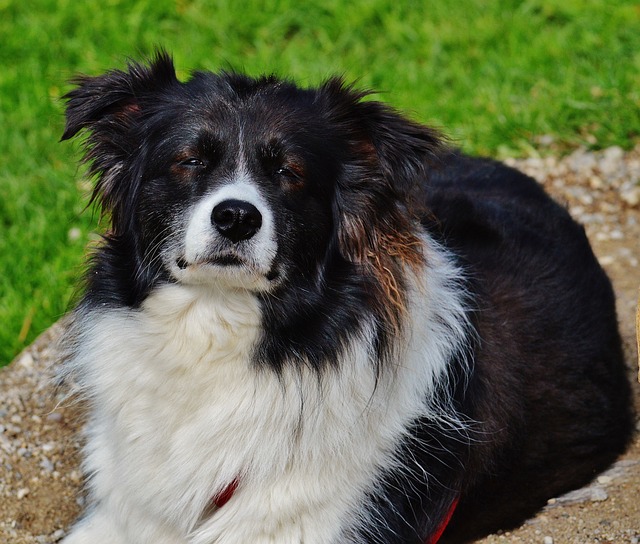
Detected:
left=340, top=211, right=425, bottom=331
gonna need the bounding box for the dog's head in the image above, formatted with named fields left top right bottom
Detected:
left=63, top=52, right=443, bottom=326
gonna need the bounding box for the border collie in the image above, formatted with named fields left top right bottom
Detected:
left=59, top=52, right=633, bottom=544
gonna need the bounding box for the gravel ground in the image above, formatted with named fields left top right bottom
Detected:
left=1, top=146, right=639, bottom=543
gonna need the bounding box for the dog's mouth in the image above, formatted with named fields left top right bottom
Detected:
left=176, top=253, right=245, bottom=270
left=174, top=253, right=280, bottom=283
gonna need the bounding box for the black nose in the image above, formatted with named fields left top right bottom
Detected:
left=211, top=199, right=262, bottom=242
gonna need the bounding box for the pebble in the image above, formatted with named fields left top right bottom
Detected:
left=621, top=186, right=640, bottom=207
left=18, top=447, right=32, bottom=459
left=602, top=145, right=624, bottom=168
left=543, top=537, right=554, bottom=544
left=18, top=352, right=34, bottom=370
left=46, top=412, right=63, bottom=423
left=591, top=487, right=609, bottom=502
left=610, top=229, right=624, bottom=240
left=40, top=457, right=55, bottom=473
left=567, top=149, right=597, bottom=173
left=545, top=484, right=609, bottom=508
left=68, top=470, right=82, bottom=484
left=16, top=487, right=30, bottom=499
left=598, top=255, right=615, bottom=266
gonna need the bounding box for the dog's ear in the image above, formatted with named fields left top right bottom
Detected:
left=320, top=78, right=444, bottom=202
left=62, top=51, right=178, bottom=142
left=61, top=51, right=179, bottom=222
left=321, top=79, right=445, bottom=326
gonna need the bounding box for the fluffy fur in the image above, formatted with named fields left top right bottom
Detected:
left=59, top=52, right=633, bottom=544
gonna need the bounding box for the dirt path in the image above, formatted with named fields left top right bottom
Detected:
left=1, top=147, right=639, bottom=543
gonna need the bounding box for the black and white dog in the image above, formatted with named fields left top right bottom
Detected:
left=59, top=53, right=633, bottom=544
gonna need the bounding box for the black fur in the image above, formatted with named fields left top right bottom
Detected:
left=63, top=53, right=634, bottom=542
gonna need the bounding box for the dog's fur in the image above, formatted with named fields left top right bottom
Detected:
left=59, top=53, right=634, bottom=544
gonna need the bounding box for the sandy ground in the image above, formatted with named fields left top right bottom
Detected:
left=1, top=146, right=639, bottom=543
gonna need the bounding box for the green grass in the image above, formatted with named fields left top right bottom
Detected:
left=1, top=0, right=639, bottom=365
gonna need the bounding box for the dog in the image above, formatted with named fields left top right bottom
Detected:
left=59, top=52, right=634, bottom=544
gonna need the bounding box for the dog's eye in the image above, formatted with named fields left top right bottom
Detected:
left=179, top=158, right=206, bottom=168
left=274, top=166, right=304, bottom=188
left=275, top=167, right=294, bottom=177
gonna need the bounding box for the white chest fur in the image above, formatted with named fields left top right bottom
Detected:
left=64, top=241, right=469, bottom=544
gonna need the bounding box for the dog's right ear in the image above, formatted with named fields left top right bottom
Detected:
left=61, top=51, right=178, bottom=143
left=61, top=52, right=179, bottom=219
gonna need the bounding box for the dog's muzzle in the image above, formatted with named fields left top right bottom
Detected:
left=169, top=180, right=279, bottom=289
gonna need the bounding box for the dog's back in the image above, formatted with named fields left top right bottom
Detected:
left=425, top=152, right=634, bottom=541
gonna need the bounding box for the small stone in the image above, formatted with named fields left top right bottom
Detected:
left=40, top=457, right=55, bottom=472
left=598, top=255, right=615, bottom=266
left=603, top=145, right=624, bottom=162
left=570, top=205, right=585, bottom=217
left=17, top=352, right=34, bottom=369
left=590, top=487, right=609, bottom=501
left=69, top=470, right=82, bottom=484
left=610, top=229, right=624, bottom=240
left=16, top=487, right=30, bottom=499
left=621, top=186, right=640, bottom=207
left=543, top=537, right=554, bottom=544
left=17, top=447, right=31, bottom=458
left=599, top=147, right=625, bottom=176
left=568, top=149, right=597, bottom=173
left=589, top=175, right=604, bottom=189
left=578, top=193, right=594, bottom=206
left=46, top=412, right=63, bottom=423
left=597, top=475, right=613, bottom=485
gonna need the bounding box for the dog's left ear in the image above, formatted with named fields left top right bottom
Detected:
left=354, top=95, right=444, bottom=201
left=321, top=79, right=445, bottom=323
left=320, top=78, right=444, bottom=205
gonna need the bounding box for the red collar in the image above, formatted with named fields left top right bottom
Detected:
left=211, top=480, right=457, bottom=544
left=211, top=479, right=239, bottom=509
left=426, top=496, right=459, bottom=544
